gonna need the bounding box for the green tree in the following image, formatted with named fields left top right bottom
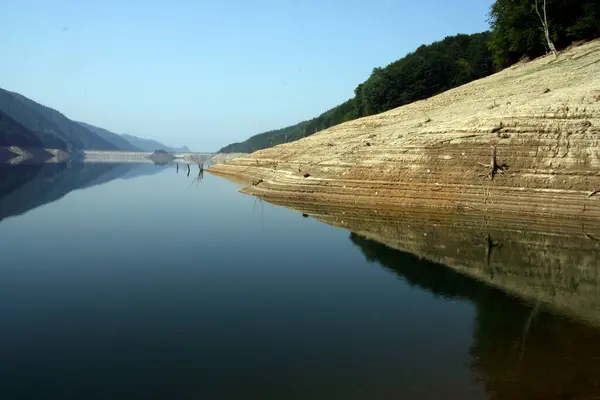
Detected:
left=489, top=0, right=600, bottom=68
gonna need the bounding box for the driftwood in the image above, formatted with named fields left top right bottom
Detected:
left=588, top=189, right=600, bottom=197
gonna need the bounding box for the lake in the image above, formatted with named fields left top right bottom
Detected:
left=1, top=162, right=600, bottom=399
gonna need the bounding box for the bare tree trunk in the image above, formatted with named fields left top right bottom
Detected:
left=535, top=0, right=558, bottom=57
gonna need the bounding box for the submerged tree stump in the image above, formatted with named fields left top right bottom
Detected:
left=478, top=146, right=507, bottom=180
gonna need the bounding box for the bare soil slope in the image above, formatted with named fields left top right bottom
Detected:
left=209, top=40, right=600, bottom=219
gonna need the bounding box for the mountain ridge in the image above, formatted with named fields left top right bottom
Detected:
left=0, top=87, right=192, bottom=153
left=119, top=133, right=192, bottom=153
left=0, top=88, right=118, bottom=150
left=75, top=121, right=143, bottom=152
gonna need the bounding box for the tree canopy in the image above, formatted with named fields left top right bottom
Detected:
left=489, top=0, right=600, bottom=68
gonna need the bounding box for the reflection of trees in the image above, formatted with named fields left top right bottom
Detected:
left=350, top=233, right=600, bottom=400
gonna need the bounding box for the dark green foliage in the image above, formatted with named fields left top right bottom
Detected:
left=358, top=32, right=494, bottom=115
left=489, top=0, right=600, bottom=68
left=219, top=32, right=494, bottom=153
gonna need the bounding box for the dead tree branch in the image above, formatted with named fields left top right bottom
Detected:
left=189, top=155, right=205, bottom=175
left=535, top=0, right=558, bottom=57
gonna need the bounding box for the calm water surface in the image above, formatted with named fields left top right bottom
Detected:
left=1, top=163, right=599, bottom=399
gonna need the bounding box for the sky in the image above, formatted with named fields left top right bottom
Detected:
left=0, top=0, right=494, bottom=151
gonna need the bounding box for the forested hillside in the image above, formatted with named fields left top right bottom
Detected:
left=219, top=0, right=600, bottom=154
left=219, top=32, right=493, bottom=153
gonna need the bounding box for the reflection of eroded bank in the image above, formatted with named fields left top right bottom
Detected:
left=351, top=234, right=600, bottom=400
left=0, top=146, right=70, bottom=164
left=256, top=196, right=600, bottom=327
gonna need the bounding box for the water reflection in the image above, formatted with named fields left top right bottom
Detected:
left=0, top=163, right=167, bottom=223
left=3, top=164, right=600, bottom=399
left=264, top=197, right=600, bottom=327
left=351, top=233, right=600, bottom=399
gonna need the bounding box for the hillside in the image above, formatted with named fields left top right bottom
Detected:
left=172, top=145, right=192, bottom=152
left=120, top=133, right=192, bottom=153
left=208, top=39, right=600, bottom=220
left=218, top=32, right=494, bottom=153
left=0, top=110, right=46, bottom=148
left=76, top=121, right=142, bottom=152
left=78, top=122, right=192, bottom=152
left=0, top=88, right=118, bottom=150
left=0, top=87, right=189, bottom=153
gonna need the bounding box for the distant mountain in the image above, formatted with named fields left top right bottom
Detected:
left=120, top=134, right=192, bottom=153
left=0, top=87, right=192, bottom=153
left=172, top=145, right=192, bottom=152
left=0, top=88, right=118, bottom=150
left=76, top=122, right=142, bottom=152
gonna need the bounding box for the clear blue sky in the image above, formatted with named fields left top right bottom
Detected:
left=0, top=0, right=493, bottom=151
